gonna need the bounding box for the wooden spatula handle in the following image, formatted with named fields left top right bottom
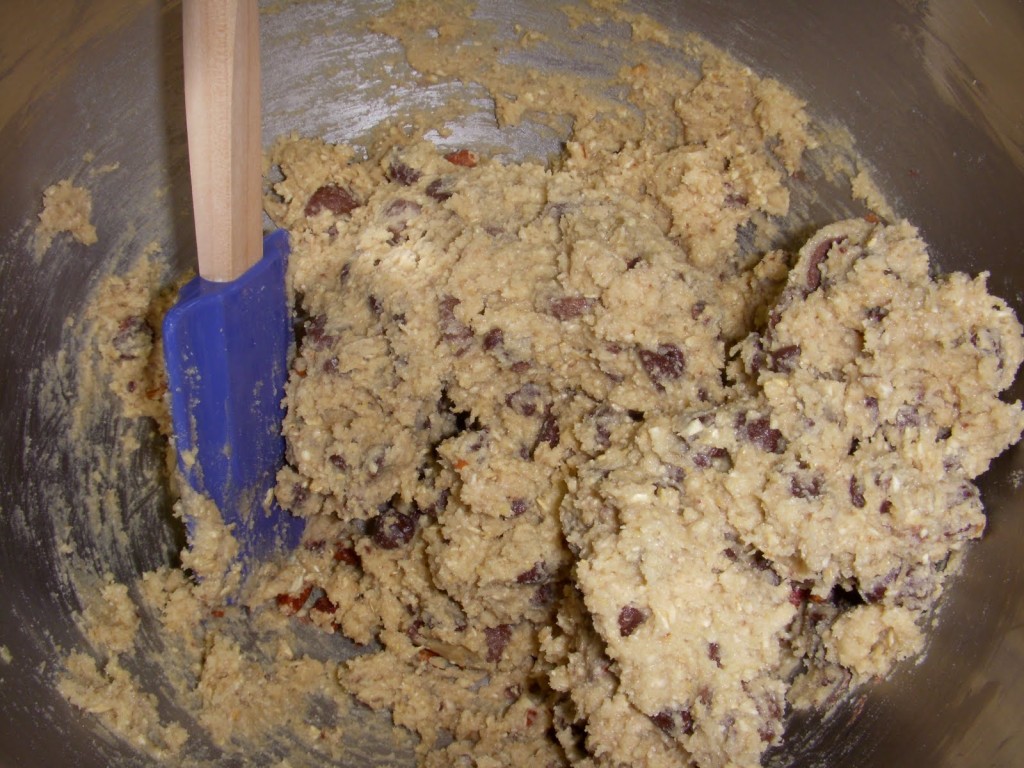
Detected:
left=183, top=0, right=263, bottom=283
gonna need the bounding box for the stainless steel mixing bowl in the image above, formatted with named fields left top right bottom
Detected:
left=2, top=1, right=1023, bottom=765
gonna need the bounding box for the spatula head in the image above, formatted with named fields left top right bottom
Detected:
left=163, top=229, right=304, bottom=564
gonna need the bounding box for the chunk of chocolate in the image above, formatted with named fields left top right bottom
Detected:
left=484, top=624, right=513, bottom=663
left=368, top=507, right=416, bottom=549
left=618, top=605, right=647, bottom=637
left=638, top=344, right=686, bottom=390
left=386, top=161, right=421, bottom=185
left=549, top=295, right=595, bottom=320
left=305, top=183, right=360, bottom=217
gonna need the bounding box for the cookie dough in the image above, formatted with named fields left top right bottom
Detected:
left=548, top=220, right=1023, bottom=766
left=255, top=52, right=1023, bottom=768
left=59, top=6, right=1024, bottom=768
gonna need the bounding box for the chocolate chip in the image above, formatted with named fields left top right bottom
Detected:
left=425, top=178, right=453, bottom=202
left=790, top=474, right=823, bottom=499
left=849, top=476, right=866, bottom=509
left=386, top=161, right=421, bottom=185
left=482, top=327, right=504, bottom=350
left=746, top=336, right=769, bottom=375
left=972, top=328, right=1008, bottom=371
left=769, top=344, right=801, bottom=373
left=505, top=383, right=543, bottom=417
left=484, top=624, right=513, bottom=662
left=588, top=407, right=620, bottom=450
left=438, top=294, right=473, bottom=351
left=549, top=295, right=595, bottom=320
left=384, top=198, right=421, bottom=218
left=864, top=396, right=880, bottom=421
left=368, top=507, right=416, bottom=549
left=895, top=406, right=919, bottom=429
left=707, top=642, right=722, bottom=668
left=751, top=551, right=781, bottom=585
left=691, top=300, right=707, bottom=320
left=638, top=344, right=686, bottom=390
left=741, top=415, right=784, bottom=453
left=649, top=711, right=674, bottom=732
left=305, top=183, right=360, bottom=217
left=537, top=407, right=560, bottom=449
left=305, top=315, right=336, bottom=349
left=618, top=605, right=647, bottom=637
left=806, top=236, right=845, bottom=291
left=650, top=708, right=694, bottom=737
left=692, top=446, right=730, bottom=470
left=418, top=489, right=449, bottom=519
left=516, top=562, right=548, bottom=585
left=864, top=570, right=898, bottom=603
left=508, top=497, right=529, bottom=517
left=467, top=428, right=488, bottom=452
left=387, top=203, right=418, bottom=240
left=865, top=306, right=889, bottom=322
left=750, top=551, right=770, bottom=570
left=406, top=618, right=425, bottom=644
left=531, top=582, right=557, bottom=607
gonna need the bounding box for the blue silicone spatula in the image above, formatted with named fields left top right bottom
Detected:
left=163, top=0, right=304, bottom=565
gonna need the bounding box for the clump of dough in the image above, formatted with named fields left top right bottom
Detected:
left=59, top=653, right=189, bottom=759
left=35, top=179, right=98, bottom=258
left=59, top=579, right=188, bottom=760
left=258, top=81, right=1023, bottom=768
